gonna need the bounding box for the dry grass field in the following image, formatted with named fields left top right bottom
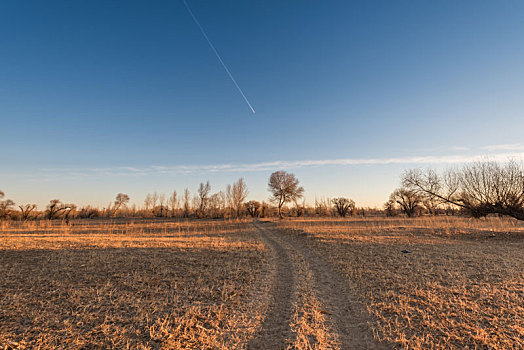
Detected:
left=0, top=216, right=523, bottom=349
left=0, top=219, right=272, bottom=349
left=274, top=216, right=524, bottom=349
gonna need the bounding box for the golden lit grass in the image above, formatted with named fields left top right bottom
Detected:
left=2, top=216, right=522, bottom=349
left=289, top=250, right=339, bottom=349
left=0, top=219, right=270, bottom=349
left=275, top=216, right=524, bottom=349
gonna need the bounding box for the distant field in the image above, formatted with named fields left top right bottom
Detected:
left=0, top=217, right=522, bottom=349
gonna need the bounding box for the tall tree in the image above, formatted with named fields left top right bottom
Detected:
left=169, top=191, right=178, bottom=217
left=268, top=171, right=304, bottom=218
left=196, top=181, right=211, bottom=218
left=183, top=188, right=191, bottom=217
left=390, top=188, right=421, bottom=217
left=113, top=193, right=130, bottom=216
left=144, top=194, right=153, bottom=211
left=331, top=197, right=356, bottom=217
left=232, top=178, right=249, bottom=217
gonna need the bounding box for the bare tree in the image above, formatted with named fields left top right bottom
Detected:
left=209, top=191, right=226, bottom=218
left=232, top=178, right=249, bottom=217
left=384, top=199, right=396, bottom=217
left=225, top=184, right=233, bottom=217
left=169, top=191, right=178, bottom=217
left=390, top=188, right=421, bottom=217
left=402, top=160, right=524, bottom=220
left=293, top=199, right=306, bottom=217
left=144, top=194, right=153, bottom=211
left=78, top=206, right=100, bottom=219
left=157, top=193, right=166, bottom=217
left=268, top=171, right=304, bottom=218
left=260, top=201, right=269, bottom=218
left=151, top=192, right=159, bottom=209
left=331, top=197, right=356, bottom=217
left=183, top=188, right=191, bottom=218
left=245, top=200, right=260, bottom=217
left=113, top=193, right=130, bottom=216
left=315, top=197, right=331, bottom=216
left=0, top=191, right=15, bottom=219
left=46, top=199, right=74, bottom=220
left=19, top=204, right=37, bottom=221
left=196, top=181, right=211, bottom=218
left=64, top=204, right=77, bottom=219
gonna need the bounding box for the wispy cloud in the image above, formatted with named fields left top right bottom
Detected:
left=450, top=146, right=470, bottom=151
left=482, top=143, right=524, bottom=151
left=37, top=151, right=524, bottom=178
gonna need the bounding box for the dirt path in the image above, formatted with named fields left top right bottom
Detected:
left=248, top=222, right=295, bottom=349
left=250, top=221, right=384, bottom=350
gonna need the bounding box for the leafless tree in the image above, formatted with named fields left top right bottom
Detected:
left=0, top=191, right=15, bottom=219
left=64, top=204, right=77, bottom=219
left=315, top=197, right=331, bottom=216
left=384, top=199, right=396, bottom=217
left=46, top=199, right=74, bottom=220
left=157, top=193, right=167, bottom=217
left=268, top=171, right=304, bottom=218
left=245, top=200, right=260, bottom=217
left=151, top=192, right=159, bottom=209
left=232, top=178, right=248, bottom=217
left=331, top=197, right=356, bottom=217
left=390, top=188, right=421, bottom=217
left=196, top=181, right=211, bottom=218
left=144, top=194, right=153, bottom=211
left=209, top=191, right=226, bottom=218
left=113, top=193, right=130, bottom=216
left=293, top=199, right=306, bottom=217
left=19, top=204, right=37, bottom=220
left=169, top=191, right=178, bottom=217
left=78, top=206, right=100, bottom=219
left=260, top=201, right=269, bottom=218
left=183, top=188, right=191, bottom=218
left=402, top=160, right=524, bottom=220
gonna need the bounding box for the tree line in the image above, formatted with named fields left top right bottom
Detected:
left=388, top=160, right=524, bottom=220
left=1, top=160, right=524, bottom=221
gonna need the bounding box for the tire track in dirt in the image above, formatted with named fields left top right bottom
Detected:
left=253, top=221, right=386, bottom=350
left=248, top=222, right=295, bottom=349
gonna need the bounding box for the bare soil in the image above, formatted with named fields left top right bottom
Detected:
left=250, top=221, right=386, bottom=349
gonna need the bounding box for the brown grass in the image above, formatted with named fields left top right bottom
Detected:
left=289, top=250, right=339, bottom=349
left=274, top=216, right=524, bottom=349
left=0, top=219, right=271, bottom=349
left=1, top=216, right=523, bottom=349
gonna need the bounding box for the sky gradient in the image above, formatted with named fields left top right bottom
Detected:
left=1, top=1, right=524, bottom=209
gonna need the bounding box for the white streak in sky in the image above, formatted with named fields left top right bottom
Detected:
left=482, top=143, right=524, bottom=151
left=182, top=0, right=256, bottom=114
left=34, top=151, right=524, bottom=179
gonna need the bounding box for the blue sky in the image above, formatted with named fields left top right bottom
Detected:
left=1, top=1, right=524, bottom=209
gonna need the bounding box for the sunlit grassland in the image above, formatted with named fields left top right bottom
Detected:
left=274, top=216, right=524, bottom=349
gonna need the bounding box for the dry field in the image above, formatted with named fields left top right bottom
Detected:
left=0, top=216, right=523, bottom=349
left=274, top=216, right=524, bottom=349
left=0, top=219, right=271, bottom=349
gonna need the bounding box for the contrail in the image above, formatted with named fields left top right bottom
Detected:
left=182, top=0, right=256, bottom=114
